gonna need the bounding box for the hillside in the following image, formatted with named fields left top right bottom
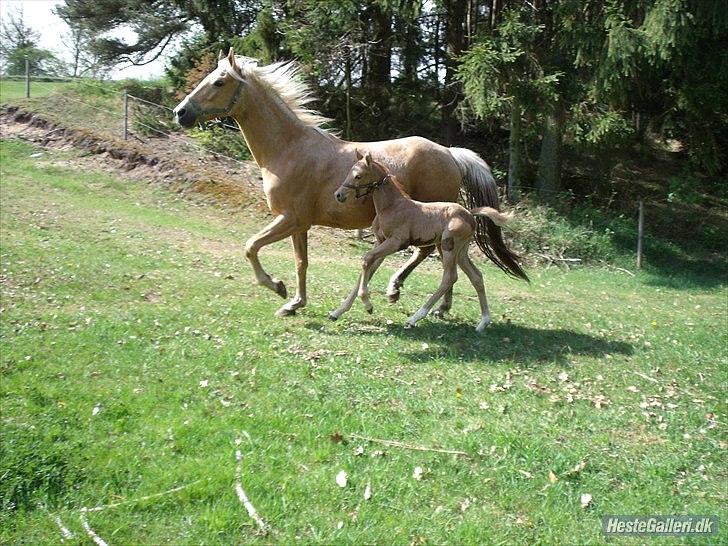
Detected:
left=1, top=128, right=726, bottom=544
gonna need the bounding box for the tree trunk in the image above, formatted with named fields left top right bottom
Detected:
left=345, top=52, right=352, bottom=140
left=441, top=0, right=467, bottom=145
left=537, top=102, right=564, bottom=198
left=402, top=17, right=420, bottom=85
left=366, top=3, right=392, bottom=87
left=508, top=98, right=523, bottom=202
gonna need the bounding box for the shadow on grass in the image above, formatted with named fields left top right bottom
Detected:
left=321, top=319, right=634, bottom=366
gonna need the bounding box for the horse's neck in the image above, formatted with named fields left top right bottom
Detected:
left=373, top=178, right=409, bottom=215
left=230, top=79, right=317, bottom=167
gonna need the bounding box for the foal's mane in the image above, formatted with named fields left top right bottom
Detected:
left=239, top=58, right=339, bottom=137
left=371, top=160, right=411, bottom=198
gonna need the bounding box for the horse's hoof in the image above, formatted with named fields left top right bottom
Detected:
left=328, top=312, right=339, bottom=321
left=272, top=279, right=287, bottom=299
left=404, top=321, right=415, bottom=329
left=365, top=305, right=373, bottom=314
left=387, top=292, right=400, bottom=304
left=433, top=308, right=447, bottom=319
left=276, top=306, right=296, bottom=317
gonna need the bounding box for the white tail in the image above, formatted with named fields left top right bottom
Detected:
left=471, top=206, right=513, bottom=227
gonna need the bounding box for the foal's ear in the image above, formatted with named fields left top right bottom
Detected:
left=363, top=151, right=372, bottom=166
left=218, top=49, right=225, bottom=61
left=355, top=148, right=364, bottom=161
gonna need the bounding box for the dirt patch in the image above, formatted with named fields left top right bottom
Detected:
left=0, top=105, right=265, bottom=210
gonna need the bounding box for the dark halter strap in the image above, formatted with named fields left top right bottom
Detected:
left=183, top=77, right=244, bottom=119
left=343, top=174, right=390, bottom=198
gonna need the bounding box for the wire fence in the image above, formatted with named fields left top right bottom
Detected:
left=5, top=69, right=703, bottom=270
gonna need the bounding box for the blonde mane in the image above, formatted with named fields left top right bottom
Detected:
left=238, top=58, right=339, bottom=136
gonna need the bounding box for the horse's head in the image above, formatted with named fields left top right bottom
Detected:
left=173, top=47, right=250, bottom=128
left=335, top=149, right=387, bottom=203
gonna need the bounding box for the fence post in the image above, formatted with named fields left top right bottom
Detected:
left=636, top=200, right=644, bottom=269
left=25, top=58, right=30, bottom=98
left=123, top=90, right=128, bottom=140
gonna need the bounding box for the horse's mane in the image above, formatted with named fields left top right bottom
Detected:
left=239, top=57, right=339, bottom=137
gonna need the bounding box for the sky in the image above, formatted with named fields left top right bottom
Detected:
left=0, top=0, right=168, bottom=79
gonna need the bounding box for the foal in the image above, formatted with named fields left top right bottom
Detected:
left=329, top=151, right=512, bottom=332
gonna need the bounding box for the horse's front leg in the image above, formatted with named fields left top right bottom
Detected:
left=244, top=214, right=300, bottom=304
left=276, top=231, right=308, bottom=316
left=386, top=245, right=435, bottom=303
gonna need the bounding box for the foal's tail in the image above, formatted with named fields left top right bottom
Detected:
left=471, top=206, right=513, bottom=227
left=449, top=147, right=529, bottom=282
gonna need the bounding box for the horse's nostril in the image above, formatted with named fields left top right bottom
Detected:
left=177, top=107, right=187, bottom=117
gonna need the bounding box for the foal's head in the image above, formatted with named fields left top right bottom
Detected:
left=173, top=47, right=250, bottom=128
left=335, top=150, right=388, bottom=203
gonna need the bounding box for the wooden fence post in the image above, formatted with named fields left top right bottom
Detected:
left=123, top=90, right=128, bottom=140
left=636, top=200, right=644, bottom=269
left=25, top=58, right=30, bottom=98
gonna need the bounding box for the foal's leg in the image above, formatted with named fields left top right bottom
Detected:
left=329, top=240, right=398, bottom=320
left=276, top=231, right=308, bottom=316
left=386, top=245, right=434, bottom=303
left=457, top=251, right=491, bottom=332
left=358, top=238, right=401, bottom=312
left=405, top=247, right=458, bottom=328
left=433, top=244, right=454, bottom=318
left=244, top=214, right=300, bottom=301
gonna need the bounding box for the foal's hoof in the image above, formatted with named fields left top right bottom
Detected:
left=272, top=279, right=287, bottom=299
left=404, top=321, right=416, bottom=329
left=275, top=306, right=296, bottom=317
left=365, top=305, right=374, bottom=315
left=387, top=291, right=400, bottom=304
left=433, top=308, right=448, bottom=319
left=328, top=312, right=339, bottom=322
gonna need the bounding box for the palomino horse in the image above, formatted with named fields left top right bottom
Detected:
left=330, top=151, right=513, bottom=331
left=173, top=48, right=527, bottom=316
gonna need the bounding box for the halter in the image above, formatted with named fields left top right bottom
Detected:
left=183, top=58, right=246, bottom=119
left=343, top=174, right=390, bottom=198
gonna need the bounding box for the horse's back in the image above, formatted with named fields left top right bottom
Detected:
left=362, top=136, right=461, bottom=202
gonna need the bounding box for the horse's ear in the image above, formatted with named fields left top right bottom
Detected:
left=363, top=151, right=372, bottom=166
left=218, top=49, right=225, bottom=61
left=355, top=149, right=364, bottom=161
left=227, top=47, right=237, bottom=71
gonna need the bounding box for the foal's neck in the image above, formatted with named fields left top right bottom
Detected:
left=372, top=174, right=410, bottom=214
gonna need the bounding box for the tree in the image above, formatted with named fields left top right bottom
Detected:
left=60, top=20, right=110, bottom=78
left=441, top=0, right=467, bottom=145
left=457, top=8, right=561, bottom=201
left=0, top=8, right=64, bottom=76
left=55, top=0, right=263, bottom=67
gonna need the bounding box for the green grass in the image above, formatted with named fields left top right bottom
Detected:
left=0, top=79, right=71, bottom=101
left=1, top=138, right=726, bottom=544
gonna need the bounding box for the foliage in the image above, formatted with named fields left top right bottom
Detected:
left=188, top=124, right=251, bottom=161
left=0, top=8, right=65, bottom=76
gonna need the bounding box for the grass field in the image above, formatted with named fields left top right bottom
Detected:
left=0, top=79, right=72, bottom=101
left=1, top=137, right=726, bottom=544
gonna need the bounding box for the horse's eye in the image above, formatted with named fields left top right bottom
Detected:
left=213, top=80, right=224, bottom=87
left=355, top=175, right=361, bottom=179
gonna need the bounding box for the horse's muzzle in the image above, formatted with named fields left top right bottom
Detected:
left=334, top=189, right=348, bottom=203
left=173, top=101, right=198, bottom=128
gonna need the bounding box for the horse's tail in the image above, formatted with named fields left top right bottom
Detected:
left=449, top=147, right=529, bottom=282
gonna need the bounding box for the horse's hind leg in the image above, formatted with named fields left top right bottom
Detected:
left=276, top=231, right=308, bottom=316
left=386, top=245, right=434, bottom=303
left=457, top=250, right=491, bottom=332
left=244, top=214, right=300, bottom=303
left=405, top=247, right=458, bottom=328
